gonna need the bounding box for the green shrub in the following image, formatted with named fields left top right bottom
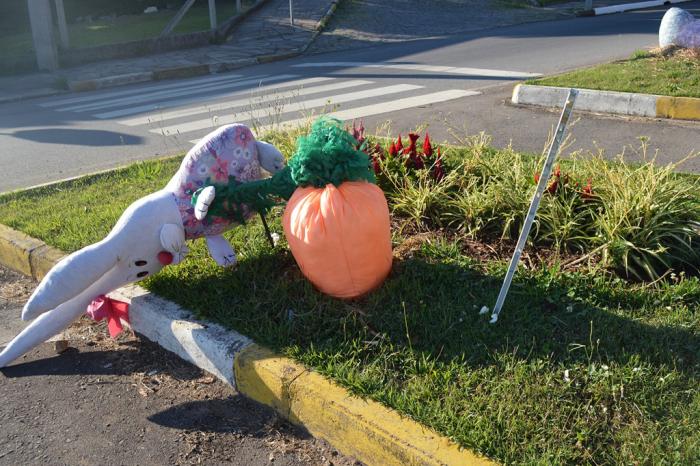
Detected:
left=372, top=133, right=700, bottom=281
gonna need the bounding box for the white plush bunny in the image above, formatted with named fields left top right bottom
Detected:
left=0, top=124, right=285, bottom=368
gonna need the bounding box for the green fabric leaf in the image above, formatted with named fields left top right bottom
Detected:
left=192, top=117, right=376, bottom=219
left=289, top=117, right=376, bottom=188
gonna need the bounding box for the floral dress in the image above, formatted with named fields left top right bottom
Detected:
left=168, top=124, right=262, bottom=239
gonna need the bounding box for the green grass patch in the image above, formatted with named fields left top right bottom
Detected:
left=0, top=1, right=254, bottom=58
left=0, top=141, right=699, bottom=464
left=529, top=49, right=700, bottom=98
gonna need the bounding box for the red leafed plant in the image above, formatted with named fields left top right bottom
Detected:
left=386, top=131, right=445, bottom=181
left=534, top=165, right=596, bottom=200
left=344, top=123, right=447, bottom=182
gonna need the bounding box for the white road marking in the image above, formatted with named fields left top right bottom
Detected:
left=188, top=89, right=480, bottom=144
left=59, top=74, right=298, bottom=113
left=113, top=78, right=371, bottom=123
left=38, top=73, right=245, bottom=107
left=155, top=83, right=423, bottom=135
left=291, top=61, right=542, bottom=79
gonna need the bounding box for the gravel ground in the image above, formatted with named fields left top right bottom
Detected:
left=0, top=265, right=361, bottom=466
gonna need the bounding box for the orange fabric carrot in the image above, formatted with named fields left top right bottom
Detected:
left=196, top=118, right=393, bottom=298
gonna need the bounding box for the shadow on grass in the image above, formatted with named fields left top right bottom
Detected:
left=146, top=241, right=699, bottom=381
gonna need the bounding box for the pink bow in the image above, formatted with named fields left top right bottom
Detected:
left=86, top=295, right=130, bottom=338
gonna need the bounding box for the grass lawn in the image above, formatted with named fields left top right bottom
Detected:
left=529, top=49, right=700, bottom=98
left=0, top=1, right=254, bottom=58
left=0, top=144, right=698, bottom=464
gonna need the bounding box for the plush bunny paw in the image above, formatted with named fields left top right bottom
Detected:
left=195, top=186, right=216, bottom=221
left=206, top=235, right=237, bottom=268
left=215, top=252, right=238, bottom=268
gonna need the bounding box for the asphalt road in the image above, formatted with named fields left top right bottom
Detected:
left=0, top=265, right=359, bottom=466
left=1, top=2, right=699, bottom=192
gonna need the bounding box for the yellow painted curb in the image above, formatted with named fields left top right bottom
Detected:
left=656, top=96, right=700, bottom=121
left=235, top=344, right=496, bottom=466
left=29, top=244, right=66, bottom=280
left=0, top=224, right=66, bottom=281
left=0, top=222, right=495, bottom=465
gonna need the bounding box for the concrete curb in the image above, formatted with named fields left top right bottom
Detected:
left=512, top=83, right=700, bottom=121
left=0, top=87, right=65, bottom=104
left=0, top=222, right=495, bottom=466
left=584, top=0, right=691, bottom=15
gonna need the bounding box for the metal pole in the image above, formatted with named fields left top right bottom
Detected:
left=259, top=213, right=275, bottom=248
left=289, top=0, right=294, bottom=26
left=584, top=0, right=593, bottom=11
left=54, top=0, right=70, bottom=49
left=209, top=0, right=217, bottom=30
left=487, top=88, right=578, bottom=324
left=160, top=0, right=197, bottom=37
left=236, top=0, right=242, bottom=13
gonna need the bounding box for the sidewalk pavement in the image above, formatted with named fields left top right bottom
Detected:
left=0, top=0, right=340, bottom=103
left=0, top=0, right=583, bottom=104
left=0, top=265, right=357, bottom=466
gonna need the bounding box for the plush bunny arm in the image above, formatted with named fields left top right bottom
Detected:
left=22, top=238, right=119, bottom=321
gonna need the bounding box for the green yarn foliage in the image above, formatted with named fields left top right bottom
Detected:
left=192, top=117, right=376, bottom=218
left=288, top=117, right=376, bottom=188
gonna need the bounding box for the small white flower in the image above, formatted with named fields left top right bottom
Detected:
left=271, top=232, right=280, bottom=246
left=563, top=369, right=571, bottom=382
left=566, top=305, right=573, bottom=312
left=632, top=367, right=641, bottom=372
left=601, top=364, right=609, bottom=371
left=479, top=306, right=490, bottom=315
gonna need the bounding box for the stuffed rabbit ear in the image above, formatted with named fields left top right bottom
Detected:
left=22, top=240, right=119, bottom=321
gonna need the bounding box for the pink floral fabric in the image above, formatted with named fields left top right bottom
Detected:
left=170, top=124, right=262, bottom=239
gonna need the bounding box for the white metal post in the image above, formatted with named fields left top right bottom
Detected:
left=289, top=0, right=294, bottom=25
left=160, top=0, right=197, bottom=37
left=237, top=0, right=242, bottom=13
left=27, top=0, right=59, bottom=71
left=209, top=0, right=217, bottom=30
left=487, top=88, right=578, bottom=324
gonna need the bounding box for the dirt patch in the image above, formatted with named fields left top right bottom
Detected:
left=392, top=228, right=591, bottom=272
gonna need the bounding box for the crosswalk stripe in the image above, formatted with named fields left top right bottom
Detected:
left=39, top=73, right=245, bottom=108
left=188, top=89, right=479, bottom=144
left=59, top=74, right=297, bottom=113
left=189, top=89, right=481, bottom=144
left=291, top=62, right=542, bottom=79
left=102, top=76, right=335, bottom=121
left=114, top=79, right=373, bottom=124
left=153, top=83, right=424, bottom=135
